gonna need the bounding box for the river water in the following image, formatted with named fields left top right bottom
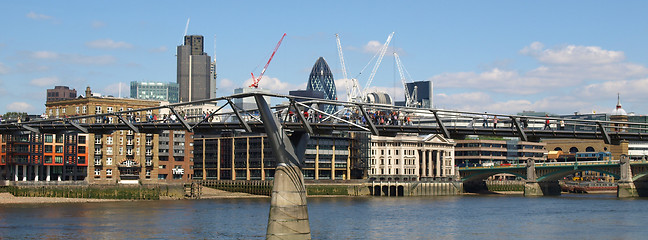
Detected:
left=0, top=194, right=646, bottom=239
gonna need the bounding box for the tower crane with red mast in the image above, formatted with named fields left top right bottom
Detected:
left=249, top=33, right=287, bottom=88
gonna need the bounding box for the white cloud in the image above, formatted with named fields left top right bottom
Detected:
left=86, top=39, right=133, bottom=49
left=430, top=42, right=648, bottom=96
left=29, top=77, right=59, bottom=87
left=361, top=40, right=403, bottom=55
left=26, top=11, right=52, bottom=20
left=520, top=41, right=625, bottom=65
left=363, top=40, right=383, bottom=54
left=6, top=102, right=34, bottom=112
left=433, top=92, right=594, bottom=114
left=0, top=62, right=8, bottom=74
left=31, top=51, right=59, bottom=59
left=101, top=82, right=130, bottom=97
left=27, top=51, right=116, bottom=65
left=242, top=76, right=304, bottom=94
left=91, top=21, right=106, bottom=29
left=149, top=46, right=168, bottom=53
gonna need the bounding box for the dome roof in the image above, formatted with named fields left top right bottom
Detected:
left=611, top=93, right=627, bottom=116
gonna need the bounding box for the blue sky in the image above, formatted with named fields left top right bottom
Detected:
left=2, top=1, right=648, bottom=115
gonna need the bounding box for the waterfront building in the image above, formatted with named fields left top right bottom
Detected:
left=455, top=138, right=546, bottom=166
left=42, top=87, right=194, bottom=184
left=306, top=57, right=337, bottom=114
left=542, top=139, right=627, bottom=161
left=46, top=86, right=77, bottom=102
left=0, top=132, right=88, bottom=182
left=130, top=81, right=179, bottom=103
left=177, top=35, right=212, bottom=102
left=157, top=130, right=194, bottom=182
left=368, top=134, right=456, bottom=181
left=193, top=132, right=352, bottom=180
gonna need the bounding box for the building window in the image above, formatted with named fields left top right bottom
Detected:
left=44, top=134, right=53, bottom=143
left=106, top=157, right=112, bottom=165
left=55, top=146, right=63, bottom=153
left=45, top=156, right=53, bottom=164
left=55, top=156, right=63, bottom=164
left=75, top=106, right=80, bottom=114
left=106, top=169, right=112, bottom=176
left=95, top=106, right=102, bottom=114
left=106, top=147, right=113, bottom=155
left=45, top=145, right=53, bottom=153
left=95, top=169, right=100, bottom=176
left=106, top=136, right=113, bottom=145
left=107, top=107, right=113, bottom=113
left=94, top=157, right=101, bottom=166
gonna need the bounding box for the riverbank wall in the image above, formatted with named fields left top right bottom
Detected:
left=1, top=182, right=186, bottom=200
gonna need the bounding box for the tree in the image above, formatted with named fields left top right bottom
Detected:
left=2, top=112, right=27, bottom=119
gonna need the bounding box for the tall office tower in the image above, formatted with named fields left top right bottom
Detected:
left=177, top=35, right=211, bottom=102
left=306, top=57, right=337, bottom=114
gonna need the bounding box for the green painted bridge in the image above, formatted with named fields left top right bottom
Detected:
left=459, top=156, right=648, bottom=197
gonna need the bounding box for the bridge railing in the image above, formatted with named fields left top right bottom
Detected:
left=3, top=92, right=648, bottom=143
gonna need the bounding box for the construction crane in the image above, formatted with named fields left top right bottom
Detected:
left=335, top=34, right=361, bottom=102
left=335, top=32, right=394, bottom=103
left=361, top=32, right=394, bottom=102
left=250, top=33, right=287, bottom=88
left=394, top=52, right=418, bottom=107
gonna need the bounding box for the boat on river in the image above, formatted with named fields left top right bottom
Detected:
left=560, top=181, right=617, bottom=193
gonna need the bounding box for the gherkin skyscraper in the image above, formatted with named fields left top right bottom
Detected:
left=306, top=57, right=337, bottom=114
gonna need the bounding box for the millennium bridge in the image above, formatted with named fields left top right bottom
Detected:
left=3, top=92, right=648, bottom=239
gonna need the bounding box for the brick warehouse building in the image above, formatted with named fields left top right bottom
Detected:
left=42, top=87, right=193, bottom=184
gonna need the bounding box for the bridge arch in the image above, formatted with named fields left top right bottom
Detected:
left=461, top=170, right=526, bottom=183
left=569, top=147, right=579, bottom=153
left=536, top=167, right=620, bottom=182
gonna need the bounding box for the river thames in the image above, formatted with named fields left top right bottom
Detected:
left=0, top=194, right=646, bottom=239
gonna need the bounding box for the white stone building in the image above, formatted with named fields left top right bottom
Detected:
left=369, top=133, right=456, bottom=181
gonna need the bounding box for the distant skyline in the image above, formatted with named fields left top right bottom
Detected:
left=1, top=1, right=648, bottom=115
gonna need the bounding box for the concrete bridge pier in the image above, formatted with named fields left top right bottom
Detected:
left=255, top=95, right=311, bottom=240
left=618, top=155, right=638, bottom=198
left=522, top=159, right=561, bottom=196
left=523, top=159, right=542, bottom=196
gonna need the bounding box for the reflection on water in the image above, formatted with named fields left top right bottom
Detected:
left=0, top=194, right=647, bottom=239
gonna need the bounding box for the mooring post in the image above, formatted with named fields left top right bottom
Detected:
left=254, top=94, right=311, bottom=240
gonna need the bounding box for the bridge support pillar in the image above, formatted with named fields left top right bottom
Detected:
left=524, top=159, right=542, bottom=196
left=255, top=95, right=311, bottom=239
left=618, top=182, right=638, bottom=198
left=618, top=155, right=638, bottom=198
left=523, top=181, right=543, bottom=197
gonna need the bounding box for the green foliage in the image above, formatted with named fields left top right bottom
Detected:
left=6, top=186, right=161, bottom=200
left=2, top=112, right=27, bottom=119
left=306, top=185, right=348, bottom=195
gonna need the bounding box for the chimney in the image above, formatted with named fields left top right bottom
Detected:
left=85, top=86, right=91, bottom=98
